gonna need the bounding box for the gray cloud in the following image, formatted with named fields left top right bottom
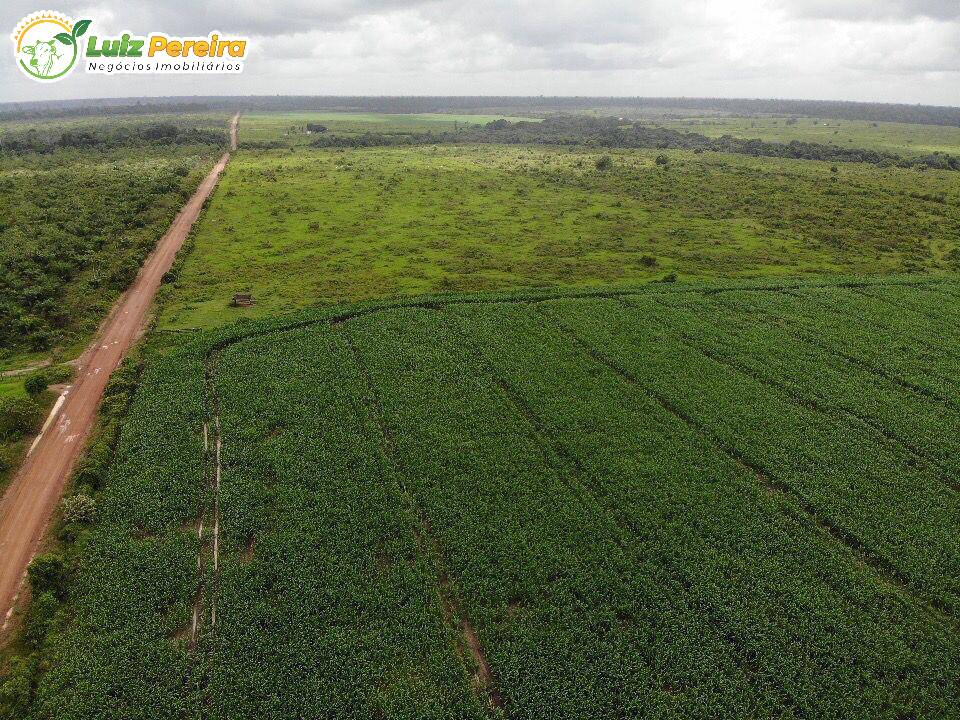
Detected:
left=2, top=0, right=958, bottom=105
left=779, top=0, right=960, bottom=21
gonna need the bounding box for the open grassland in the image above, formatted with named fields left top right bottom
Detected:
left=239, top=112, right=539, bottom=146
left=0, top=378, right=26, bottom=401
left=659, top=116, right=960, bottom=157
left=20, top=276, right=960, bottom=719
left=159, top=144, right=960, bottom=329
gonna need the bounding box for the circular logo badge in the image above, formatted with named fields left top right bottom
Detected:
left=11, top=11, right=91, bottom=81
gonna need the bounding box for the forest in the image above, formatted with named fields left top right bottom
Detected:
left=0, top=116, right=228, bottom=154
left=0, top=115, right=227, bottom=357
left=4, top=95, right=960, bottom=127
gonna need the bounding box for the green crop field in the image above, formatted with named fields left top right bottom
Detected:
left=24, top=276, right=960, bottom=719
left=158, top=143, right=960, bottom=330
left=659, top=116, right=960, bottom=157
left=239, top=112, right=540, bottom=146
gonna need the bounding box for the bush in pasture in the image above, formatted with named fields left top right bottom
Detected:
left=23, top=372, right=48, bottom=398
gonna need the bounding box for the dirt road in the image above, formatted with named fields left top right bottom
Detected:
left=0, top=113, right=239, bottom=630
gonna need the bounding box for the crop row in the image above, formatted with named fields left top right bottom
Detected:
left=35, top=345, right=208, bottom=718
left=25, top=277, right=960, bottom=718
left=445, top=299, right=960, bottom=718
left=543, top=295, right=960, bottom=615
left=647, top=289, right=960, bottom=476
left=206, top=325, right=485, bottom=719
left=708, top=288, right=960, bottom=404
left=341, top=307, right=774, bottom=718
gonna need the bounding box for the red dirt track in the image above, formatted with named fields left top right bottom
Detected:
left=0, top=114, right=238, bottom=630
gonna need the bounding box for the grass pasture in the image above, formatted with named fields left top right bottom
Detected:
left=159, top=144, right=960, bottom=330
left=31, top=276, right=960, bottom=719
left=659, top=116, right=960, bottom=157
left=239, top=112, right=538, bottom=146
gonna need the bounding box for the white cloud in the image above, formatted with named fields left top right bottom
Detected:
left=1, top=0, right=958, bottom=104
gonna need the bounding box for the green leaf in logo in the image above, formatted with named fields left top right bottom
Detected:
left=72, top=19, right=92, bottom=38
left=54, top=32, right=74, bottom=46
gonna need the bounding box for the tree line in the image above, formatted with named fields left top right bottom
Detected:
left=3, top=96, right=960, bottom=127
left=285, top=116, right=960, bottom=172
left=0, top=122, right=226, bottom=154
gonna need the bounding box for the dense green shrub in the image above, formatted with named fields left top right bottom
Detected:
left=26, top=555, right=67, bottom=599
left=306, top=115, right=960, bottom=172
left=0, top=117, right=227, bottom=154
left=0, top=655, right=34, bottom=720
left=0, top=396, right=42, bottom=441
left=0, top=126, right=220, bottom=352
left=22, top=373, right=47, bottom=398
left=21, top=592, right=58, bottom=651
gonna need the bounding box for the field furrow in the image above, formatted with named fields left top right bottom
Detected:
left=636, top=292, right=960, bottom=479
left=206, top=326, right=486, bottom=719
left=711, top=289, right=960, bottom=404
left=447, top=299, right=960, bottom=718
left=538, top=297, right=960, bottom=615
left=342, top=307, right=775, bottom=718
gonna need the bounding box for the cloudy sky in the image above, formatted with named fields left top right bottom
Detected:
left=3, top=0, right=959, bottom=105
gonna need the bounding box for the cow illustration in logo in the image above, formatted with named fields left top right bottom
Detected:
left=21, top=38, right=61, bottom=76
left=11, top=12, right=91, bottom=81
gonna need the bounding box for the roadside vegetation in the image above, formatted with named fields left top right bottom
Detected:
left=0, top=364, right=74, bottom=493
left=0, top=114, right=226, bottom=597
left=13, top=276, right=960, bottom=719
left=0, top=357, right=140, bottom=720
left=0, top=378, right=42, bottom=492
